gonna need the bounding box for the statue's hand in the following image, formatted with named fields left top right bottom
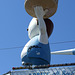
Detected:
left=34, top=6, right=48, bottom=19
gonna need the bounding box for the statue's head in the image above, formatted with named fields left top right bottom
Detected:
left=27, top=18, right=54, bottom=39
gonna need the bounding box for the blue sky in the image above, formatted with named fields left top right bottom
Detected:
left=0, top=0, right=75, bottom=75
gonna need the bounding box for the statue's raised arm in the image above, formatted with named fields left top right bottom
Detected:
left=34, top=6, right=48, bottom=44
